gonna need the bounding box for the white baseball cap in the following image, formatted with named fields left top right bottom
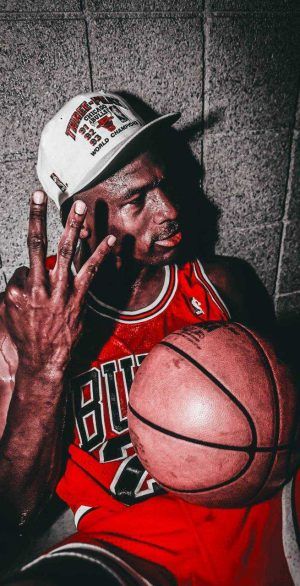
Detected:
left=37, top=91, right=181, bottom=208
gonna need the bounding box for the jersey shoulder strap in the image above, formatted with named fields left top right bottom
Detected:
left=193, top=259, right=231, bottom=319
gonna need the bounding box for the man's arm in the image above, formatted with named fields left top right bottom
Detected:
left=203, top=256, right=276, bottom=337
left=0, top=191, right=115, bottom=534
left=0, top=302, right=18, bottom=441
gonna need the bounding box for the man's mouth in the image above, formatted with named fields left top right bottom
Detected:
left=154, top=230, right=182, bottom=248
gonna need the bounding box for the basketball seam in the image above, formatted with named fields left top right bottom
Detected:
left=160, top=339, right=258, bottom=449
left=128, top=402, right=289, bottom=454
left=129, top=400, right=254, bottom=493
left=128, top=329, right=291, bottom=496
left=233, top=323, right=281, bottom=502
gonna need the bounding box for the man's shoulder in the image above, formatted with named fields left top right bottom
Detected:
left=201, top=256, right=276, bottom=335
left=202, top=256, right=257, bottom=292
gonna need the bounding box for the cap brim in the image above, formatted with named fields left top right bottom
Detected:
left=75, top=111, right=181, bottom=195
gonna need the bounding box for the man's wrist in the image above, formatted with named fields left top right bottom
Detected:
left=16, top=357, right=67, bottom=384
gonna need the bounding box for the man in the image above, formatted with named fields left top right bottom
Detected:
left=0, top=92, right=298, bottom=585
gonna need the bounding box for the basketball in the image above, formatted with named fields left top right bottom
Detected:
left=128, top=322, right=299, bottom=507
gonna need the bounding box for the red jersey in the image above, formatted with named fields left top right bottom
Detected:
left=45, top=256, right=299, bottom=585
left=55, top=258, right=230, bottom=512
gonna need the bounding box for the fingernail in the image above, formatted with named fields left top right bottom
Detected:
left=33, top=190, right=44, bottom=204
left=107, top=235, right=116, bottom=247
left=75, top=200, right=87, bottom=215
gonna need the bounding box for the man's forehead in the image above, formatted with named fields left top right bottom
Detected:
left=116, top=150, right=163, bottom=177
left=122, top=154, right=151, bottom=176
left=77, top=149, right=165, bottom=204
left=104, top=151, right=165, bottom=192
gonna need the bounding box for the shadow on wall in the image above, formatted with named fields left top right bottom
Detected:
left=277, top=314, right=300, bottom=385
left=117, top=92, right=300, bottom=381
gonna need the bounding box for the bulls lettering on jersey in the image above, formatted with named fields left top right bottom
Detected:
left=71, top=355, right=165, bottom=505
left=51, top=257, right=229, bottom=509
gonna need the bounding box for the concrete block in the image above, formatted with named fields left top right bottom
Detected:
left=276, top=291, right=300, bottom=319
left=0, top=18, right=91, bottom=161
left=86, top=0, right=201, bottom=11
left=0, top=0, right=80, bottom=10
left=216, top=222, right=282, bottom=295
left=277, top=220, right=300, bottom=293
left=205, top=14, right=300, bottom=132
left=204, top=130, right=290, bottom=228
left=0, top=159, right=63, bottom=284
left=287, top=131, right=300, bottom=221
left=207, top=0, right=300, bottom=11
left=88, top=16, right=202, bottom=129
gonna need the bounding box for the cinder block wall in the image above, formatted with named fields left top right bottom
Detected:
left=0, top=0, right=299, bottom=320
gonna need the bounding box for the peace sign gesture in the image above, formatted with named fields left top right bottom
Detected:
left=4, top=190, right=115, bottom=374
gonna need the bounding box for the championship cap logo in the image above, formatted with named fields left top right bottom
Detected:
left=37, top=91, right=180, bottom=208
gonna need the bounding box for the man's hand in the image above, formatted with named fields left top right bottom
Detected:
left=4, top=190, right=116, bottom=375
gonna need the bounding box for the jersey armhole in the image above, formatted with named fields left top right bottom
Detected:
left=194, top=259, right=231, bottom=319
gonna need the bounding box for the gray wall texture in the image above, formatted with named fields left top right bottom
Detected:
left=0, top=0, right=299, bottom=320
left=0, top=0, right=300, bottom=572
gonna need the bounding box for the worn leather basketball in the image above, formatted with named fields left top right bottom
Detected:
left=128, top=322, right=299, bottom=507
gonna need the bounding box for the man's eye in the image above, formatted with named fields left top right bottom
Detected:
left=128, top=193, right=145, bottom=206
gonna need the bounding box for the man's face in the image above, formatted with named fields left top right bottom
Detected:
left=76, top=151, right=181, bottom=266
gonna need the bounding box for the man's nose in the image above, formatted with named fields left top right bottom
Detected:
left=152, top=190, right=178, bottom=224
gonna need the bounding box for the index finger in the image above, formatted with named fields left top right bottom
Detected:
left=74, top=234, right=116, bottom=297
left=27, top=190, right=48, bottom=285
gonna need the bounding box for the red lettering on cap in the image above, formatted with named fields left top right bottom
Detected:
left=65, top=100, right=92, bottom=140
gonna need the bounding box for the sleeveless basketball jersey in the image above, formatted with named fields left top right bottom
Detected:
left=45, top=256, right=299, bottom=585
left=48, top=257, right=230, bottom=511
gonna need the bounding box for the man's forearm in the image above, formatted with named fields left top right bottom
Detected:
left=0, top=361, right=67, bottom=533
left=0, top=192, right=114, bottom=535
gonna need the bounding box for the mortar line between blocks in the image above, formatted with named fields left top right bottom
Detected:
left=276, top=289, right=300, bottom=299
left=274, top=85, right=300, bottom=299
left=201, top=1, right=208, bottom=193
left=80, top=0, right=94, bottom=92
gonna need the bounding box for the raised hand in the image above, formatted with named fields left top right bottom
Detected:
left=4, top=190, right=115, bottom=375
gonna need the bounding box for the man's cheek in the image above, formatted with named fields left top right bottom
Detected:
left=108, top=226, right=137, bottom=257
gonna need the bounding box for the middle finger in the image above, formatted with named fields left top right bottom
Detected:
left=52, top=200, right=87, bottom=292
left=27, top=190, right=48, bottom=287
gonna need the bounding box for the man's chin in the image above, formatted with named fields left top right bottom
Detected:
left=146, top=245, right=180, bottom=266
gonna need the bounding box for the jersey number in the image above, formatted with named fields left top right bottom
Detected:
left=71, top=358, right=164, bottom=505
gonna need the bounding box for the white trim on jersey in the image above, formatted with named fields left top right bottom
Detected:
left=282, top=478, right=300, bottom=585
left=87, top=265, right=179, bottom=324
left=20, top=542, right=153, bottom=586
left=194, top=259, right=231, bottom=318
left=74, top=504, right=93, bottom=528
left=88, top=265, right=171, bottom=315
left=72, top=263, right=171, bottom=323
